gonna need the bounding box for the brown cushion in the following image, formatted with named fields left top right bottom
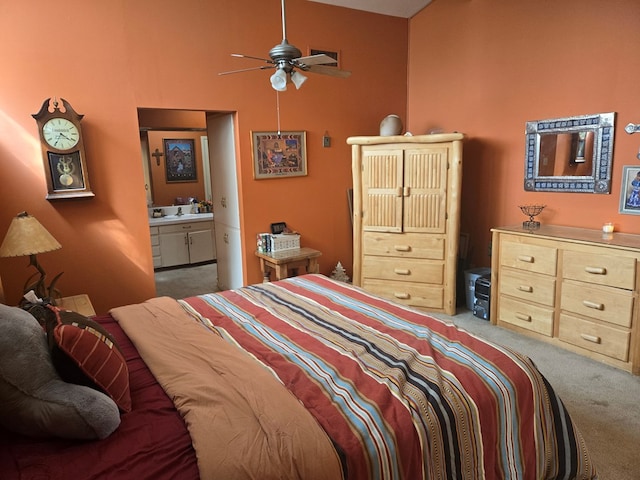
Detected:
left=45, top=306, right=132, bottom=412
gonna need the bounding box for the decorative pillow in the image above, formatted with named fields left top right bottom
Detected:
left=45, top=305, right=132, bottom=412
left=0, top=303, right=120, bottom=439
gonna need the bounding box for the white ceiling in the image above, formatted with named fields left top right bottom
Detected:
left=308, top=0, right=432, bottom=18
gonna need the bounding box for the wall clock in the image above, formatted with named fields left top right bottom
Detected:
left=32, top=97, right=94, bottom=200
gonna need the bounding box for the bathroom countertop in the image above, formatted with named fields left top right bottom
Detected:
left=149, top=212, right=213, bottom=227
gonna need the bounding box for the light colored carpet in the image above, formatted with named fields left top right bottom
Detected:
left=434, top=310, right=640, bottom=480
left=153, top=266, right=639, bottom=479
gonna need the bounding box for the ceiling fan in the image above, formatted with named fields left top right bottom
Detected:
left=219, top=0, right=351, bottom=91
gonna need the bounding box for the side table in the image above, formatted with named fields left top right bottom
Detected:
left=255, top=247, right=322, bottom=282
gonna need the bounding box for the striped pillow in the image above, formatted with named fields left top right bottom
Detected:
left=45, top=306, right=131, bottom=412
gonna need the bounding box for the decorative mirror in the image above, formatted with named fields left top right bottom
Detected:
left=524, top=112, right=615, bottom=193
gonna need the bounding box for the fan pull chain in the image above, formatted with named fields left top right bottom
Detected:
left=276, top=90, right=281, bottom=136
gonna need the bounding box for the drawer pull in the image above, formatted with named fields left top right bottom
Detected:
left=394, top=292, right=410, bottom=299
left=585, top=266, right=606, bottom=275
left=394, top=268, right=411, bottom=275
left=517, top=285, right=533, bottom=293
left=582, top=300, right=604, bottom=310
left=580, top=333, right=601, bottom=344
left=394, top=245, right=411, bottom=252
left=517, top=255, right=534, bottom=263
left=515, top=312, right=532, bottom=322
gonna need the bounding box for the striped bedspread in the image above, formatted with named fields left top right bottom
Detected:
left=181, top=274, right=597, bottom=480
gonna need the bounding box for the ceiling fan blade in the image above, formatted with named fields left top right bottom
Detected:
left=231, top=53, right=274, bottom=64
left=219, top=65, right=274, bottom=76
left=305, top=64, right=351, bottom=78
left=295, top=53, right=337, bottom=67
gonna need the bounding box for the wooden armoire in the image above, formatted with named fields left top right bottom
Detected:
left=348, top=133, right=465, bottom=315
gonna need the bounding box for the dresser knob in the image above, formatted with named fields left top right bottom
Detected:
left=580, top=333, right=601, bottom=344
left=583, top=300, right=604, bottom=310
left=585, top=266, right=607, bottom=275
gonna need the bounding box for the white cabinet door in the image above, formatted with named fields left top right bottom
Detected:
left=214, top=223, right=243, bottom=291
left=159, top=231, right=190, bottom=267
left=188, top=228, right=215, bottom=264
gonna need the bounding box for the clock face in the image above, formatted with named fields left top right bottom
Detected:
left=42, top=117, right=80, bottom=150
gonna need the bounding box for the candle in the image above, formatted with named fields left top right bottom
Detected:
left=602, top=223, right=614, bottom=233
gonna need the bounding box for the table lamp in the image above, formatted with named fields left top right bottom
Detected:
left=0, top=211, right=63, bottom=302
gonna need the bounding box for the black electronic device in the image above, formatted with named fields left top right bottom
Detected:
left=472, top=274, right=491, bottom=320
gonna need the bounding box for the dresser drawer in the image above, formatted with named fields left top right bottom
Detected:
left=562, top=250, right=636, bottom=290
left=362, top=278, right=444, bottom=310
left=500, top=240, right=557, bottom=276
left=362, top=256, right=444, bottom=284
left=499, top=269, right=556, bottom=307
left=558, top=313, right=631, bottom=362
left=561, top=279, right=634, bottom=328
left=363, top=232, right=445, bottom=260
left=498, top=295, right=554, bottom=336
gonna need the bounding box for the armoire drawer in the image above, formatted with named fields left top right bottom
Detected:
left=363, top=232, right=445, bottom=260
left=362, top=278, right=444, bottom=310
left=362, top=256, right=444, bottom=284
left=558, top=313, right=631, bottom=362
left=562, top=250, right=636, bottom=290
left=498, top=295, right=554, bottom=336
left=499, top=268, right=556, bottom=307
left=561, top=279, right=634, bottom=328
left=500, top=239, right=557, bottom=276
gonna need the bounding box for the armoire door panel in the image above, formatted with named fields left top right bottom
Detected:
left=404, top=148, right=448, bottom=233
left=362, top=149, right=404, bottom=232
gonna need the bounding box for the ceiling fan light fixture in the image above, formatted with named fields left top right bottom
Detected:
left=290, top=70, right=307, bottom=89
left=270, top=69, right=288, bottom=91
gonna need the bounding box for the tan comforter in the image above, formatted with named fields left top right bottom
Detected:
left=110, top=296, right=343, bottom=480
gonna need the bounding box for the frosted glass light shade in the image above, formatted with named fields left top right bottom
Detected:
left=270, top=69, right=288, bottom=91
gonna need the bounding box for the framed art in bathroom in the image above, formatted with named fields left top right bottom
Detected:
left=251, top=131, right=307, bottom=179
left=619, top=165, right=640, bottom=215
left=164, top=138, right=197, bottom=183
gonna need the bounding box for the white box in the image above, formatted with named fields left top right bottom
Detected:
left=270, top=233, right=300, bottom=252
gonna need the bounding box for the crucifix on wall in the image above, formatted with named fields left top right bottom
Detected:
left=151, top=148, right=164, bottom=166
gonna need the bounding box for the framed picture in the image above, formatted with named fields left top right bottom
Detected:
left=619, top=165, right=640, bottom=215
left=252, top=131, right=307, bottom=179
left=164, top=139, right=197, bottom=182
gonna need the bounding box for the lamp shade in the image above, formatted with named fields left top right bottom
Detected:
left=270, top=69, right=288, bottom=91
left=0, top=212, right=61, bottom=258
left=290, top=70, right=307, bottom=90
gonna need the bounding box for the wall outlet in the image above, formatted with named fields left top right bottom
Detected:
left=322, top=135, right=331, bottom=148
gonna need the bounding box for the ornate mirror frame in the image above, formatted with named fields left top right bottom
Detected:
left=524, top=112, right=616, bottom=193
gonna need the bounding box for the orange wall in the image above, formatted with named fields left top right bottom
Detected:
left=408, top=0, right=640, bottom=269
left=0, top=0, right=408, bottom=313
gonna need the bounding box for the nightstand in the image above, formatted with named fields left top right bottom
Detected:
left=255, top=247, right=322, bottom=282
left=58, top=294, right=96, bottom=317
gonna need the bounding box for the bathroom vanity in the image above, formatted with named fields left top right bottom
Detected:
left=149, top=211, right=216, bottom=268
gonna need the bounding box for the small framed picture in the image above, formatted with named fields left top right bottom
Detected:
left=251, top=131, right=307, bottom=179
left=619, top=166, right=640, bottom=215
left=164, top=138, right=197, bottom=183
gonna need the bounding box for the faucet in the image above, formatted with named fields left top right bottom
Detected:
left=177, top=206, right=183, bottom=216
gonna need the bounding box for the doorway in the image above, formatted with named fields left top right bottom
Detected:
left=138, top=108, right=243, bottom=296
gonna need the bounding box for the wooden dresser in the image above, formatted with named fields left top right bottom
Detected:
left=491, top=225, right=640, bottom=374
left=349, top=133, right=464, bottom=315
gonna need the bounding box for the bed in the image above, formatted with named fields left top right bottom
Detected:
left=0, top=274, right=597, bottom=479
